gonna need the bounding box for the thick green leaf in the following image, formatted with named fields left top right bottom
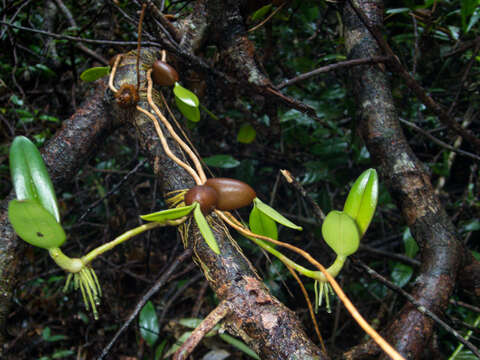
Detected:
left=250, top=4, right=272, bottom=21
left=253, top=198, right=302, bottom=231
left=390, top=262, right=413, bottom=288
left=175, top=96, right=200, bottom=122
left=10, top=136, right=60, bottom=221
left=321, top=210, right=360, bottom=257
left=203, top=154, right=240, bottom=169
left=237, top=123, right=256, bottom=144
left=80, top=66, right=110, bottom=82
left=218, top=333, right=260, bottom=360
left=139, top=301, right=159, bottom=347
left=173, top=83, right=199, bottom=107
left=140, top=204, right=196, bottom=222
left=8, top=199, right=66, bottom=249
left=249, top=205, right=278, bottom=240
left=193, top=203, right=220, bottom=254
left=343, top=168, right=378, bottom=236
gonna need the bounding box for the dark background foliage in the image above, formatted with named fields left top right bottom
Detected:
left=0, top=0, right=479, bottom=359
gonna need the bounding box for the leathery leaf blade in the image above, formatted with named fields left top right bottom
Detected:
left=9, top=136, right=60, bottom=222
left=321, top=210, right=360, bottom=257
left=253, top=198, right=302, bottom=231
left=80, top=66, right=110, bottom=82
left=140, top=204, right=195, bottom=222
left=193, top=203, right=220, bottom=254
left=249, top=205, right=278, bottom=241
left=139, top=300, right=159, bottom=347
left=343, top=168, right=378, bottom=236
left=175, top=96, right=200, bottom=122
left=8, top=199, right=66, bottom=249
left=173, top=82, right=199, bottom=107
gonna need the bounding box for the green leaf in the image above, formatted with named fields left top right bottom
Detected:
left=139, top=301, right=159, bottom=347
left=390, top=262, right=413, bottom=288
left=178, top=318, right=219, bottom=336
left=154, top=339, right=168, bottom=360
left=140, top=204, right=196, bottom=222
left=80, top=66, right=111, bottom=82
left=8, top=199, right=66, bottom=249
left=178, top=318, right=203, bottom=329
left=9, top=136, right=60, bottom=222
left=175, top=96, right=200, bottom=122
left=173, top=83, right=199, bottom=107
left=461, top=219, right=480, bottom=233
left=251, top=4, right=272, bottom=21
left=253, top=198, right=302, bottom=230
left=193, top=203, right=220, bottom=254
left=203, top=154, right=240, bottom=169
left=237, top=123, right=257, bottom=144
left=343, top=168, right=378, bottom=236
left=321, top=210, right=360, bottom=257
left=218, top=333, right=260, bottom=360
left=402, top=228, right=419, bottom=258
left=163, top=331, right=192, bottom=358
left=249, top=205, right=278, bottom=240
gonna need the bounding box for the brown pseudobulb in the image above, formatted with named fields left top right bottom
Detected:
left=184, top=185, right=218, bottom=215
left=152, top=60, right=179, bottom=86
left=205, top=178, right=256, bottom=211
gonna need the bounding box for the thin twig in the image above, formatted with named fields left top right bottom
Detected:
left=347, top=0, right=480, bottom=154
left=173, top=300, right=230, bottom=360
left=398, top=118, right=480, bottom=161
left=277, top=56, right=389, bottom=89
left=136, top=3, right=148, bottom=91
left=352, top=258, right=480, bottom=358
left=248, top=2, right=286, bottom=33
left=77, top=159, right=147, bottom=223
left=0, top=20, right=162, bottom=47
left=280, top=170, right=325, bottom=221
left=98, top=249, right=192, bottom=360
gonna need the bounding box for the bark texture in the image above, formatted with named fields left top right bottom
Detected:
left=113, top=48, right=325, bottom=360
left=343, top=0, right=477, bottom=358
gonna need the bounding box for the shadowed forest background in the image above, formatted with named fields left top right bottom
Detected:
left=0, top=0, right=479, bottom=359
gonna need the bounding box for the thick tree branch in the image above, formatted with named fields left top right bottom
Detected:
left=112, top=49, right=326, bottom=360
left=342, top=0, right=479, bottom=358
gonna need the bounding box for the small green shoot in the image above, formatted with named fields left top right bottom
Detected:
left=193, top=203, right=220, bottom=254
left=343, top=168, right=378, bottom=236
left=253, top=198, right=302, bottom=231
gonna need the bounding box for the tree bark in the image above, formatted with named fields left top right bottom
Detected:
left=342, top=0, right=479, bottom=358
left=113, top=48, right=325, bottom=360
